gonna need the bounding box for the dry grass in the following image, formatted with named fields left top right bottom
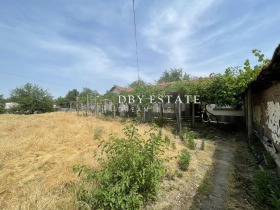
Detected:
left=0, top=112, right=216, bottom=209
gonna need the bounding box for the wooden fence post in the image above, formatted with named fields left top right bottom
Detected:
left=177, top=101, right=182, bottom=135
left=191, top=102, right=195, bottom=126
left=113, top=105, right=116, bottom=118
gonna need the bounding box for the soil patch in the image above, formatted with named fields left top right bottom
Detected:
left=190, top=125, right=272, bottom=210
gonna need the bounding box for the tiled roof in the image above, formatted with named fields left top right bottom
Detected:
left=155, top=77, right=209, bottom=87
left=251, top=43, right=280, bottom=90
left=110, top=85, right=134, bottom=92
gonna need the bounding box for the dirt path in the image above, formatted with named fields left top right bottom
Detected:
left=198, top=137, right=233, bottom=210
left=190, top=126, right=267, bottom=210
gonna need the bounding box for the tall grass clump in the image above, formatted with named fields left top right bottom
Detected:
left=200, top=140, right=205, bottom=150
left=188, top=138, right=196, bottom=150
left=253, top=169, right=280, bottom=209
left=181, top=127, right=197, bottom=150
left=93, top=126, right=103, bottom=140
left=152, top=117, right=167, bottom=128
left=178, top=149, right=191, bottom=171
left=76, top=123, right=170, bottom=209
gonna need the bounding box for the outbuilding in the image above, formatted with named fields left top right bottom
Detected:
left=245, top=44, right=280, bottom=167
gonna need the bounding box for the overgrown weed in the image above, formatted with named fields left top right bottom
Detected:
left=253, top=169, right=280, bottom=209
left=75, top=122, right=171, bottom=209
left=93, top=126, right=103, bottom=140
left=178, top=149, right=191, bottom=171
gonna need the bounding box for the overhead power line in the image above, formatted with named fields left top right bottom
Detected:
left=0, top=70, right=66, bottom=87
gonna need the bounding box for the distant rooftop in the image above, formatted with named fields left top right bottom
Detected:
left=109, top=85, right=134, bottom=93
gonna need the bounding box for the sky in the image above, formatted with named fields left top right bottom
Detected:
left=0, top=0, right=280, bottom=99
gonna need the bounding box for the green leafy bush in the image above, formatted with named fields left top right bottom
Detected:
left=253, top=169, right=280, bottom=209
left=0, top=95, right=5, bottom=114
left=0, top=106, right=4, bottom=114
left=198, top=169, right=212, bottom=194
left=270, top=193, right=280, bottom=210
left=76, top=123, right=169, bottom=209
left=188, top=138, right=196, bottom=150
left=181, top=127, right=197, bottom=150
left=176, top=170, right=184, bottom=178
left=178, top=149, right=191, bottom=171
left=153, top=117, right=167, bottom=128
left=200, top=130, right=209, bottom=138
left=182, top=127, right=198, bottom=139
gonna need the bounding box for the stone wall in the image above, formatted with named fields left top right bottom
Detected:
left=252, top=82, right=280, bottom=151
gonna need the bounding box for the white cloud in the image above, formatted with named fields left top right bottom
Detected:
left=64, top=1, right=132, bottom=28
left=142, top=0, right=217, bottom=70
left=1, top=0, right=280, bottom=98
left=0, top=1, right=142, bottom=85
left=25, top=30, right=145, bottom=84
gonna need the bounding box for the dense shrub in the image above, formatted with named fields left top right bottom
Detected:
left=181, top=134, right=195, bottom=150
left=187, top=138, right=196, bottom=150
left=152, top=117, right=167, bottom=128
left=181, top=127, right=197, bottom=150
left=9, top=83, right=54, bottom=114
left=178, top=149, right=191, bottom=171
left=253, top=169, right=280, bottom=209
left=76, top=123, right=170, bottom=209
left=0, top=95, right=5, bottom=114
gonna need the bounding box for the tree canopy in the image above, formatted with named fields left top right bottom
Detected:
left=197, top=49, right=269, bottom=107
left=9, top=83, right=54, bottom=114
left=128, top=49, right=269, bottom=109
left=79, top=87, right=96, bottom=104
left=4, top=49, right=268, bottom=113
left=157, top=68, right=190, bottom=84
left=65, top=89, right=79, bottom=103
left=0, top=94, right=6, bottom=113
left=55, top=96, right=68, bottom=108
left=128, top=78, right=146, bottom=88
left=102, top=91, right=119, bottom=104
left=55, top=88, right=99, bottom=108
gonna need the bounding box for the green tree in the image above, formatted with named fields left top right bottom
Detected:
left=55, top=96, right=68, bottom=108
left=157, top=68, right=185, bottom=83
left=113, top=49, right=269, bottom=111
left=0, top=94, right=6, bottom=113
left=75, top=123, right=169, bottom=209
left=132, top=83, right=163, bottom=108
left=65, top=89, right=79, bottom=103
left=79, top=87, right=96, bottom=104
left=196, top=49, right=269, bottom=108
left=102, top=91, right=118, bottom=105
left=9, top=83, right=54, bottom=114
left=128, top=78, right=146, bottom=88
left=183, top=73, right=191, bottom=81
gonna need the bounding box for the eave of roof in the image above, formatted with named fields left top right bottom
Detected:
left=251, top=44, right=280, bottom=91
